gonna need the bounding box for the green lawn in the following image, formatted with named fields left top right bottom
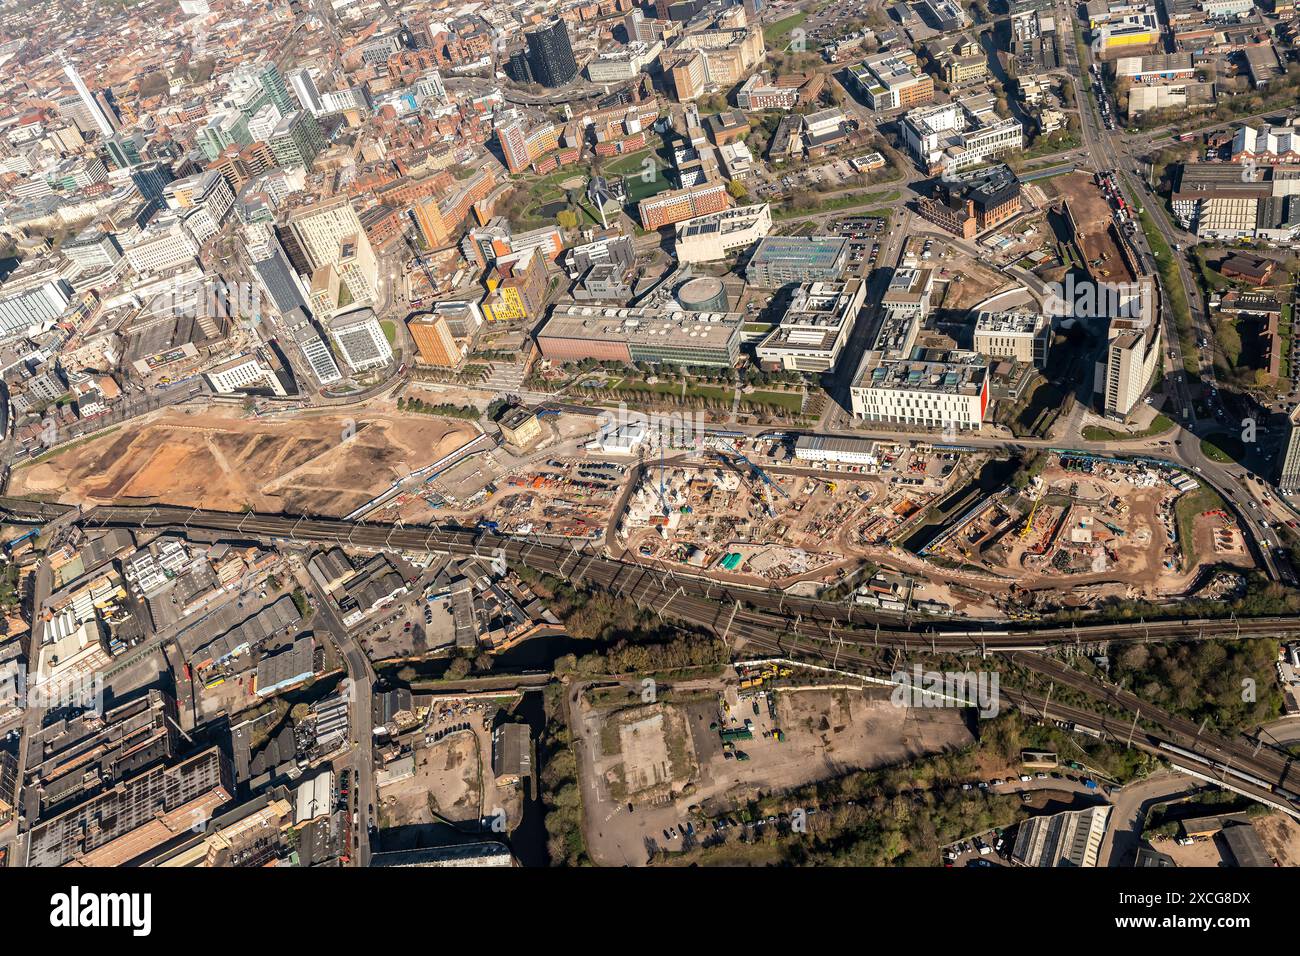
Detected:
left=1137, top=207, right=1197, bottom=376
left=1081, top=414, right=1174, bottom=442
left=764, top=12, right=808, bottom=48
left=1200, top=433, right=1244, bottom=463
left=613, top=380, right=730, bottom=403
left=745, top=390, right=804, bottom=414
left=380, top=320, right=397, bottom=346
left=773, top=192, right=900, bottom=221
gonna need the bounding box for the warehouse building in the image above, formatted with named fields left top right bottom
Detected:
left=492, top=722, right=533, bottom=785
left=254, top=636, right=316, bottom=698
left=793, top=435, right=881, bottom=466
left=1011, top=805, right=1111, bottom=867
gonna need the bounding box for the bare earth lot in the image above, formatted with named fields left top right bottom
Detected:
left=575, top=681, right=974, bottom=866
left=377, top=734, right=482, bottom=827
left=13, top=404, right=477, bottom=516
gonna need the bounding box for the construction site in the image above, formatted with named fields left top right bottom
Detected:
left=573, top=662, right=975, bottom=867
left=1046, top=171, right=1139, bottom=288
left=915, top=453, right=1254, bottom=607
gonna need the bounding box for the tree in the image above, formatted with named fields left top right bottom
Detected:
left=727, top=178, right=749, bottom=200
left=557, top=208, right=578, bottom=229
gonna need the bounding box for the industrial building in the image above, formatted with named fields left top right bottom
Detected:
left=793, top=434, right=882, bottom=466
left=492, top=722, right=533, bottom=785
left=254, top=636, right=316, bottom=697
left=1011, top=805, right=1111, bottom=867
left=22, top=690, right=178, bottom=822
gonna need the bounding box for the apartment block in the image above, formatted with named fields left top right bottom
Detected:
left=637, top=178, right=729, bottom=230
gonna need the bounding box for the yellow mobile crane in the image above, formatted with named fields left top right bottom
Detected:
left=1020, top=494, right=1043, bottom=538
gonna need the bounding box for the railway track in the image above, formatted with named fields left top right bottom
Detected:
left=10, top=498, right=1300, bottom=806
left=39, top=500, right=1300, bottom=649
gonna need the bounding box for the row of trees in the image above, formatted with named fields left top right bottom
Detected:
left=395, top=395, right=479, bottom=419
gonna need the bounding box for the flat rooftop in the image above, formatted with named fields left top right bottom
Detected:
left=974, top=310, right=1046, bottom=335
left=748, top=236, right=848, bottom=267
left=541, top=304, right=742, bottom=350
left=855, top=349, right=987, bottom=395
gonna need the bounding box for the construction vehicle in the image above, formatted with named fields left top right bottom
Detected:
left=656, top=442, right=670, bottom=518
left=1020, top=495, right=1042, bottom=538
left=713, top=440, right=789, bottom=517
left=2, top=528, right=39, bottom=554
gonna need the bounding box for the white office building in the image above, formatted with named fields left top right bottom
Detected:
left=973, top=310, right=1052, bottom=368
left=123, top=217, right=202, bottom=275
left=327, top=308, right=392, bottom=372
left=205, top=353, right=286, bottom=395
left=674, top=203, right=773, bottom=263
left=850, top=351, right=990, bottom=429
left=756, top=279, right=866, bottom=373
left=902, top=98, right=1023, bottom=174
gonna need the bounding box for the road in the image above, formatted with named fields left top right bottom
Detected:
left=1058, top=2, right=1284, bottom=578
left=1098, top=770, right=1199, bottom=867
left=295, top=560, right=376, bottom=866
left=9, top=495, right=1300, bottom=822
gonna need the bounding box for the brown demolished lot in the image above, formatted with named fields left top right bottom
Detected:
left=13, top=404, right=478, bottom=517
